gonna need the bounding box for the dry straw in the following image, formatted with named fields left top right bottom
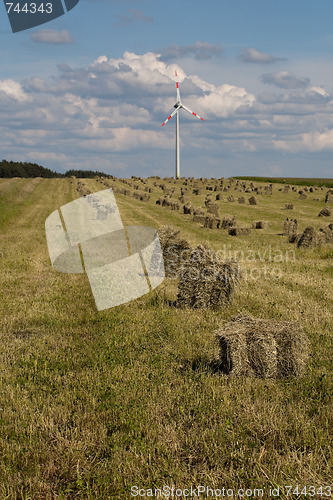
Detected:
left=157, top=225, right=191, bottom=278
left=216, top=314, right=309, bottom=379
left=176, top=244, right=241, bottom=309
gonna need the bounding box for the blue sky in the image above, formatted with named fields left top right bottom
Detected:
left=1, top=0, right=333, bottom=178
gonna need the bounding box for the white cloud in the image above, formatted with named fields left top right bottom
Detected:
left=1, top=50, right=333, bottom=177
left=261, top=71, right=310, bottom=89
left=30, top=29, right=74, bottom=44
left=0, top=79, right=29, bottom=101
left=241, top=48, right=284, bottom=64
left=195, top=84, right=255, bottom=118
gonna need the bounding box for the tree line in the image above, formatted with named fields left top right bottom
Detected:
left=0, top=160, right=111, bottom=179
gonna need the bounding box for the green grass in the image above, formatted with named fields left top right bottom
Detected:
left=0, top=177, right=332, bottom=499
left=233, top=176, right=333, bottom=188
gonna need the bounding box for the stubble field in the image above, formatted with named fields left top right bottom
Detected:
left=0, top=176, right=332, bottom=499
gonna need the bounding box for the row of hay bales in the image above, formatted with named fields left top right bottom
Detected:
left=156, top=225, right=309, bottom=379
left=283, top=217, right=333, bottom=247
left=76, top=180, right=92, bottom=197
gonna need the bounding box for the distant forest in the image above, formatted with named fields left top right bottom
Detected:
left=0, top=160, right=111, bottom=179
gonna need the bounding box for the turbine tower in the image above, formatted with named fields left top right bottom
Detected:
left=161, top=71, right=204, bottom=179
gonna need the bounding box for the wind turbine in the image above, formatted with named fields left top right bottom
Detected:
left=161, top=70, right=204, bottom=179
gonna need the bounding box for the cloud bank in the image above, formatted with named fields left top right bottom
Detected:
left=1, top=51, right=332, bottom=177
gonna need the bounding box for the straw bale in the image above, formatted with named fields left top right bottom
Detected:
left=252, top=221, right=270, bottom=229
left=319, top=223, right=333, bottom=243
left=176, top=245, right=241, bottom=309
left=204, top=215, right=220, bottom=229
left=297, top=226, right=325, bottom=248
left=157, top=225, right=191, bottom=278
left=283, top=218, right=298, bottom=237
left=194, top=207, right=205, bottom=216
left=285, top=204, right=294, bottom=210
left=325, top=189, right=333, bottom=203
left=207, top=203, right=220, bottom=217
left=183, top=202, right=194, bottom=215
left=221, top=215, right=237, bottom=229
left=204, top=194, right=213, bottom=207
left=192, top=214, right=206, bottom=224
left=216, top=314, right=309, bottom=378
left=299, top=193, right=307, bottom=200
left=238, top=197, right=245, bottom=204
left=318, top=207, right=332, bottom=217
left=228, top=227, right=251, bottom=236
left=249, top=196, right=258, bottom=205
left=227, top=195, right=235, bottom=202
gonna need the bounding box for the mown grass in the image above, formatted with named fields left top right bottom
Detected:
left=233, top=177, right=333, bottom=188
left=0, top=177, right=332, bottom=499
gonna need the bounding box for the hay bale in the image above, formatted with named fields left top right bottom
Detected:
left=297, top=226, right=325, bottom=248
left=252, top=221, right=270, bottom=229
left=238, top=197, right=245, bottom=204
left=227, top=195, right=235, bottom=202
left=171, top=201, right=180, bottom=210
left=216, top=314, right=309, bottom=378
left=157, top=225, right=191, bottom=278
left=249, top=196, right=258, bottom=205
left=221, top=215, right=237, bottom=229
left=299, top=193, right=307, bottom=200
left=176, top=245, right=240, bottom=309
left=207, top=203, right=220, bottom=217
left=183, top=202, right=193, bottom=215
left=193, top=188, right=201, bottom=195
left=192, top=214, right=206, bottom=224
left=204, top=194, right=213, bottom=207
left=162, top=196, right=172, bottom=207
left=319, top=223, right=333, bottom=243
left=228, top=227, right=251, bottom=236
left=285, top=204, right=294, bottom=210
left=283, top=218, right=298, bottom=237
left=204, top=215, right=220, bottom=229
left=325, top=189, right=333, bottom=203
left=318, top=207, right=332, bottom=217
left=194, top=207, right=205, bottom=216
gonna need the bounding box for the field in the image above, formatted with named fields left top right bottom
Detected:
left=0, top=176, right=332, bottom=499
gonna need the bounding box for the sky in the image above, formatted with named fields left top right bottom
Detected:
left=1, top=0, right=333, bottom=178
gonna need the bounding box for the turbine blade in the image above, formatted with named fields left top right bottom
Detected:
left=181, top=104, right=204, bottom=121
left=161, top=107, right=180, bottom=127
left=175, top=70, right=181, bottom=103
